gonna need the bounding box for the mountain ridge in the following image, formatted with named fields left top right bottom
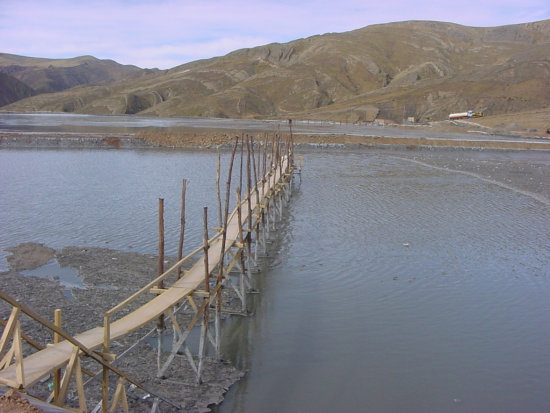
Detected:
left=2, top=19, right=550, bottom=122
left=0, top=54, right=149, bottom=106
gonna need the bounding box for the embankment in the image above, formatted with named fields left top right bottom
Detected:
left=2, top=130, right=550, bottom=151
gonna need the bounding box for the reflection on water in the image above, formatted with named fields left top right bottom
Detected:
left=1, top=147, right=549, bottom=413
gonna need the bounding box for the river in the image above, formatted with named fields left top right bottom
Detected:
left=1, top=118, right=550, bottom=412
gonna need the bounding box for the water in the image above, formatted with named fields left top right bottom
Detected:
left=1, top=146, right=549, bottom=412
left=0, top=148, right=234, bottom=269
left=21, top=259, right=81, bottom=288
left=2, top=111, right=539, bottom=142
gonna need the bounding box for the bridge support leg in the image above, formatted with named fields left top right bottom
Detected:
left=57, top=346, right=86, bottom=413
left=110, top=377, right=129, bottom=413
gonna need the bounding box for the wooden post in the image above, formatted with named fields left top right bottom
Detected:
left=157, top=198, right=165, bottom=281
left=277, top=133, right=283, bottom=189
left=218, top=137, right=239, bottom=286
left=214, top=136, right=239, bottom=359
left=288, top=118, right=294, bottom=168
left=202, top=207, right=210, bottom=295
left=245, top=136, right=253, bottom=259
left=250, top=136, right=261, bottom=263
left=13, top=320, right=23, bottom=387
left=239, top=135, right=244, bottom=200
left=177, top=179, right=187, bottom=279
left=156, top=198, right=165, bottom=376
left=261, top=134, right=269, bottom=248
left=216, top=151, right=222, bottom=229
left=197, top=206, right=210, bottom=383
left=157, top=198, right=165, bottom=331
left=236, top=187, right=247, bottom=311
left=262, top=134, right=268, bottom=201
left=110, top=377, right=129, bottom=413
left=250, top=135, right=260, bottom=206
left=102, top=314, right=110, bottom=413
left=54, top=309, right=61, bottom=404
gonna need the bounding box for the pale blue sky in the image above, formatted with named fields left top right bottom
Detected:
left=1, top=0, right=549, bottom=69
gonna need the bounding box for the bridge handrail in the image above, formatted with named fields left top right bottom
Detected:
left=105, top=230, right=223, bottom=318
left=104, top=163, right=278, bottom=320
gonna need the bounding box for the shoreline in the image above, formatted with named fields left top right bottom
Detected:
left=1, top=129, right=550, bottom=151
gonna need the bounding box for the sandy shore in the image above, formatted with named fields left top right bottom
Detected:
left=0, top=243, right=245, bottom=412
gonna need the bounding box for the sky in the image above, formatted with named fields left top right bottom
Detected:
left=1, top=0, right=549, bottom=70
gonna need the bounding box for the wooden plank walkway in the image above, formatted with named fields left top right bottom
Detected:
left=0, top=155, right=289, bottom=389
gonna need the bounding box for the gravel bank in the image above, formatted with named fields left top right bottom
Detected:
left=1, top=243, right=245, bottom=412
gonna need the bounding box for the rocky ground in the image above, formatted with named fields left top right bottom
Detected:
left=0, top=243, right=247, bottom=412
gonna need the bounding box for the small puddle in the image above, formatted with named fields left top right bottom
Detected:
left=21, top=259, right=83, bottom=299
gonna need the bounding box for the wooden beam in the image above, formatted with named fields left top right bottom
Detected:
left=0, top=307, right=20, bottom=355
left=13, top=321, right=23, bottom=387
left=177, top=179, right=187, bottom=280
left=110, top=377, right=129, bottom=413
left=54, top=309, right=61, bottom=404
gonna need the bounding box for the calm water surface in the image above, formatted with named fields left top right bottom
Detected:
left=1, top=147, right=549, bottom=413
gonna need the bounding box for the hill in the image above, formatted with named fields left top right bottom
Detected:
left=0, top=54, right=147, bottom=104
left=2, top=20, right=550, bottom=122
left=0, top=72, right=36, bottom=106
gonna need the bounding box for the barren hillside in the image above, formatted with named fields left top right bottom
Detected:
left=0, top=54, right=148, bottom=106
left=3, top=20, right=550, bottom=122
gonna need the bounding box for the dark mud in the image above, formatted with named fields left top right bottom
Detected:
left=0, top=243, right=245, bottom=412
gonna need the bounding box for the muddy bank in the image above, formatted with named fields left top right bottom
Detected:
left=2, top=129, right=550, bottom=151
left=0, top=132, right=156, bottom=149
left=0, top=243, right=245, bottom=412
left=4, top=242, right=55, bottom=271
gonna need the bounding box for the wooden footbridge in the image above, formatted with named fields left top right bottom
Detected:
left=0, top=128, right=301, bottom=412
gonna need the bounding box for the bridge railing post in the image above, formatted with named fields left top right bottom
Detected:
left=53, top=309, right=61, bottom=404
left=102, top=314, right=110, bottom=413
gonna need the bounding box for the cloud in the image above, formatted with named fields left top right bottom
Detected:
left=1, top=0, right=549, bottom=69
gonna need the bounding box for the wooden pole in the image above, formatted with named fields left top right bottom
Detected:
left=239, top=134, right=244, bottom=201
left=250, top=135, right=260, bottom=205
left=102, top=314, right=110, bottom=413
left=288, top=118, right=294, bottom=167
left=249, top=135, right=261, bottom=265
left=202, top=207, right=210, bottom=295
left=218, top=137, right=239, bottom=305
left=53, top=309, right=61, bottom=404
left=236, top=187, right=247, bottom=311
left=198, top=206, right=209, bottom=383
left=261, top=133, right=268, bottom=234
left=277, top=133, right=283, bottom=188
left=177, top=179, right=187, bottom=279
left=216, top=151, right=222, bottom=229
left=157, top=198, right=165, bottom=331
left=272, top=133, right=278, bottom=181
left=245, top=135, right=253, bottom=258
left=214, top=136, right=239, bottom=360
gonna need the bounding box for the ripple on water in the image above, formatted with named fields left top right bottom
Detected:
left=2, top=148, right=550, bottom=413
